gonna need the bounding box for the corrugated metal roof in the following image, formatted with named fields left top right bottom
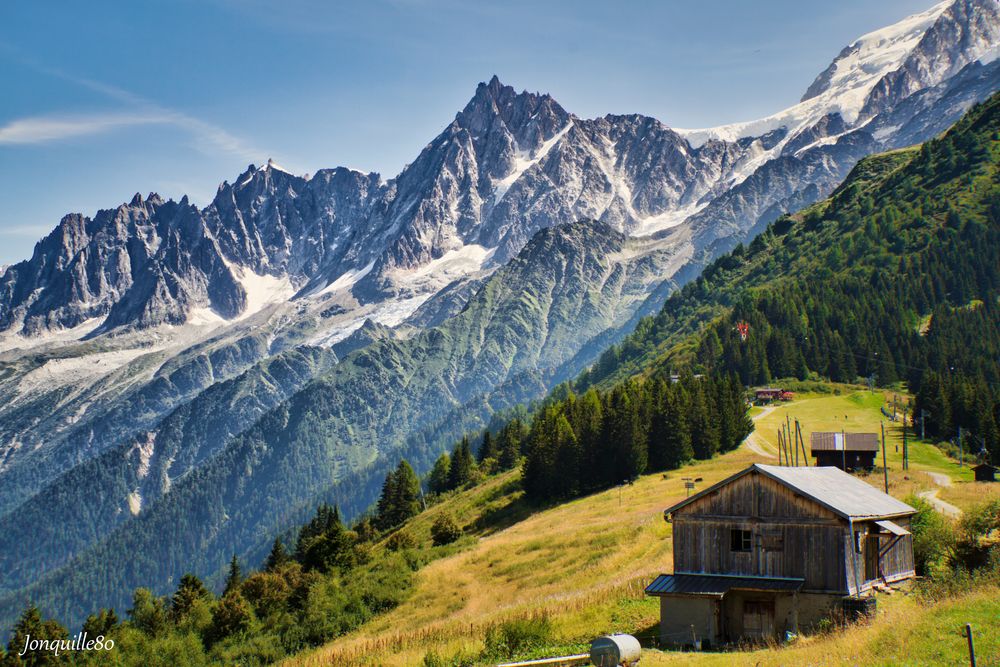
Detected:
left=645, top=573, right=804, bottom=597
left=666, top=464, right=916, bottom=520
left=810, top=432, right=879, bottom=452
left=875, top=519, right=910, bottom=536
left=755, top=464, right=914, bottom=519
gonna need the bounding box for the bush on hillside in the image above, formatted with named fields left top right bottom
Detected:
left=430, top=514, right=462, bottom=546
left=482, top=615, right=553, bottom=659
left=386, top=528, right=417, bottom=551
left=906, top=494, right=955, bottom=575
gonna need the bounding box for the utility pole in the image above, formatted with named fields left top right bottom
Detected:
left=881, top=422, right=888, bottom=493
left=842, top=428, right=847, bottom=472
left=797, top=420, right=808, bottom=467
left=959, top=427, right=964, bottom=467
left=903, top=418, right=909, bottom=471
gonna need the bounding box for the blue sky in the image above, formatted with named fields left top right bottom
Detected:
left=0, top=0, right=934, bottom=265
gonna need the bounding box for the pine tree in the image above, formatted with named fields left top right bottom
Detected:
left=5, top=606, right=69, bottom=666
left=497, top=419, right=525, bottom=470
left=264, top=537, right=290, bottom=572
left=604, top=385, right=647, bottom=482
left=522, top=406, right=563, bottom=500
left=573, top=389, right=604, bottom=491
left=477, top=430, right=498, bottom=463
left=223, top=554, right=242, bottom=597
left=448, top=437, right=476, bottom=490
left=688, top=379, right=720, bottom=459
left=128, top=588, right=167, bottom=637
left=297, top=504, right=355, bottom=572
left=81, top=608, right=118, bottom=638
left=428, top=453, right=452, bottom=495
left=662, top=383, right=694, bottom=468
left=375, top=460, right=422, bottom=530
left=373, top=471, right=398, bottom=531
left=393, top=459, right=422, bottom=523
left=552, top=413, right=581, bottom=498
left=171, top=573, right=212, bottom=623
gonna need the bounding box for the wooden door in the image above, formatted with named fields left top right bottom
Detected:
left=742, top=600, right=775, bottom=639
left=865, top=534, right=880, bottom=581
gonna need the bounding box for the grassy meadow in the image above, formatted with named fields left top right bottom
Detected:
left=283, top=387, right=997, bottom=666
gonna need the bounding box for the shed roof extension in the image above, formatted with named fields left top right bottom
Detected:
left=645, top=573, right=804, bottom=597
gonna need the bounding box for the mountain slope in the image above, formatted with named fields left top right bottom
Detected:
left=0, top=345, right=335, bottom=597
left=0, top=219, right=686, bottom=628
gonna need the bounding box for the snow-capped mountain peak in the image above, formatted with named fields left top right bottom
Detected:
left=2, top=0, right=998, bottom=343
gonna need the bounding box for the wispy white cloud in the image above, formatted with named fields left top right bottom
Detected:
left=0, top=54, right=280, bottom=168
left=0, top=112, right=175, bottom=144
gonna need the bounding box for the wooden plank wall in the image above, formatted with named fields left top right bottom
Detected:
left=672, top=472, right=849, bottom=592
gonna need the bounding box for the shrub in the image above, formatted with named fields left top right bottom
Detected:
left=952, top=499, right=1000, bottom=571
left=386, top=528, right=417, bottom=551
left=430, top=514, right=462, bottom=546
left=206, top=592, right=256, bottom=646
left=483, top=615, right=553, bottom=659
left=906, top=494, right=955, bottom=574
left=422, top=650, right=446, bottom=667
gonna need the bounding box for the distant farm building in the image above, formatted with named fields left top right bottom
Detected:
left=973, top=463, right=997, bottom=482
left=754, top=388, right=794, bottom=403
left=810, top=432, right=879, bottom=471
left=646, top=464, right=915, bottom=648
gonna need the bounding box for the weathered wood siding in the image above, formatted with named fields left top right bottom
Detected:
left=671, top=471, right=849, bottom=592
left=845, top=517, right=915, bottom=594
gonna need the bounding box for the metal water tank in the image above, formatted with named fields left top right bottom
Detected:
left=589, top=633, right=641, bottom=666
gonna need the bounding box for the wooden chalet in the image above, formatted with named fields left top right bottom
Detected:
left=973, top=463, right=997, bottom=482
left=810, top=432, right=879, bottom=471
left=645, top=464, right=915, bottom=648
left=754, top=388, right=793, bottom=403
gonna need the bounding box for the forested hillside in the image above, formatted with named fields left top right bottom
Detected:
left=581, top=92, right=1000, bottom=462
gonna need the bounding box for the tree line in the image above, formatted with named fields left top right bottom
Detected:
left=521, top=374, right=751, bottom=501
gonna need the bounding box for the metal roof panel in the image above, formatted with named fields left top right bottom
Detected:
left=755, top=464, right=915, bottom=519
left=666, top=464, right=916, bottom=520
left=645, top=573, right=804, bottom=597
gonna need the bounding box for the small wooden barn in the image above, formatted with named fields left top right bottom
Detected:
left=646, top=464, right=915, bottom=648
left=973, top=463, right=997, bottom=482
left=754, top=388, right=793, bottom=404
left=810, top=432, right=879, bottom=471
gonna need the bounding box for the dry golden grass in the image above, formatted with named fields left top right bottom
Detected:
left=286, top=446, right=763, bottom=666
left=283, top=389, right=992, bottom=666
left=639, top=584, right=999, bottom=666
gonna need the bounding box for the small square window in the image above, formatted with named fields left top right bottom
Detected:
left=731, top=529, right=752, bottom=552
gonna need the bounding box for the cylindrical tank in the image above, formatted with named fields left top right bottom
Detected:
left=589, top=633, right=641, bottom=667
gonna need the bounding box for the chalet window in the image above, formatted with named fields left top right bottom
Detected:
left=730, top=529, right=752, bottom=552
left=854, top=530, right=863, bottom=554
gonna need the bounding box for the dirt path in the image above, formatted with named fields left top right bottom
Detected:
left=924, top=471, right=952, bottom=487
left=743, top=405, right=777, bottom=459
left=918, top=488, right=961, bottom=518
left=918, top=470, right=960, bottom=517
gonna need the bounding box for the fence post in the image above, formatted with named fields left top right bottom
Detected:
left=966, top=623, right=976, bottom=667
